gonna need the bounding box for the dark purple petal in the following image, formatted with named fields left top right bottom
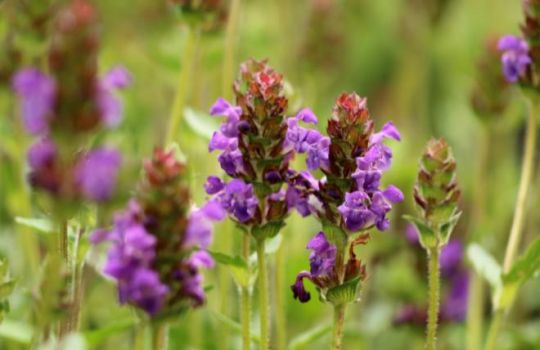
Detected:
left=204, top=176, right=225, bottom=194
left=307, top=232, right=336, bottom=277
left=291, top=271, right=312, bottom=303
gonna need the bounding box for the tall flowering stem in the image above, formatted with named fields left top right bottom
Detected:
left=92, top=148, right=221, bottom=348
left=406, top=139, right=461, bottom=350
left=288, top=93, right=403, bottom=349
left=205, top=59, right=307, bottom=350
left=11, top=0, right=130, bottom=339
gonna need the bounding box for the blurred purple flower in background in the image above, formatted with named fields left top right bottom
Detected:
left=497, top=35, right=531, bottom=83
left=75, top=148, right=122, bottom=202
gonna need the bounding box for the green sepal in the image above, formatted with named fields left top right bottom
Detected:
left=439, top=211, right=462, bottom=245
left=326, top=276, right=362, bottom=306
left=403, top=215, right=437, bottom=249
left=322, top=220, right=348, bottom=252
left=251, top=221, right=285, bottom=241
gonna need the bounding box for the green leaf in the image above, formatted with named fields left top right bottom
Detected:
left=439, top=211, right=461, bottom=244
left=251, top=221, right=285, bottom=241
left=184, top=107, right=220, bottom=140
left=84, top=318, right=135, bottom=347
left=209, top=251, right=251, bottom=288
left=0, top=319, right=33, bottom=344
left=403, top=215, right=437, bottom=249
left=503, top=235, right=540, bottom=285
left=15, top=217, right=54, bottom=234
left=326, top=276, right=362, bottom=306
left=210, top=310, right=260, bottom=344
left=466, top=244, right=502, bottom=291
left=288, top=322, right=332, bottom=350
left=264, top=233, right=283, bottom=255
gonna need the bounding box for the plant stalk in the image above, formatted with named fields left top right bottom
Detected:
left=484, top=310, right=504, bottom=350
left=152, top=322, right=169, bottom=350
left=240, top=234, right=251, bottom=350
left=164, top=25, right=199, bottom=146
left=275, top=238, right=287, bottom=350
left=134, top=321, right=146, bottom=350
left=222, top=0, right=241, bottom=100
left=426, top=247, right=440, bottom=350
left=256, top=239, right=270, bottom=350
left=331, top=304, right=346, bottom=350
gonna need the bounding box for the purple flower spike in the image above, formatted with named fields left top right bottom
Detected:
left=338, top=191, right=375, bottom=232
left=98, top=66, right=132, bottom=128
left=76, top=148, right=122, bottom=202
left=12, top=68, right=56, bottom=135
left=497, top=35, right=531, bottom=83
left=291, top=271, right=312, bottom=303
left=27, top=138, right=57, bottom=169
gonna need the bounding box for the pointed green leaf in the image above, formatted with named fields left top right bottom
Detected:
left=326, top=276, right=362, bottom=306
left=439, top=211, right=462, bottom=244
left=288, top=322, right=332, bottom=350
left=503, top=235, right=540, bottom=285
left=466, top=244, right=502, bottom=291
left=15, top=217, right=54, bottom=234
left=209, top=251, right=251, bottom=288
left=251, top=221, right=285, bottom=240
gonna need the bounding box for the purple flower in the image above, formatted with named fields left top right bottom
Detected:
left=210, top=98, right=242, bottom=137
left=218, top=179, right=259, bottom=223
left=12, top=68, right=56, bottom=135
left=97, top=66, right=132, bottom=128
left=338, top=191, right=375, bottom=231
left=204, top=176, right=225, bottom=194
left=75, top=148, right=122, bottom=202
left=296, top=108, right=318, bottom=124
left=117, top=268, right=169, bottom=315
left=440, top=240, right=464, bottom=278
left=307, top=232, right=336, bottom=277
left=285, top=112, right=330, bottom=171
left=27, top=138, right=57, bottom=169
left=497, top=35, right=531, bottom=83
left=291, top=271, right=312, bottom=303
left=441, top=271, right=469, bottom=322
left=185, top=200, right=226, bottom=249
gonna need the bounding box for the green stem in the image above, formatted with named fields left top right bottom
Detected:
left=222, top=0, right=241, bottom=100
left=331, top=304, right=346, bottom=350
left=426, top=247, right=440, bottom=350
left=152, top=322, right=169, bottom=350
left=502, top=99, right=537, bottom=272
left=484, top=97, right=537, bottom=349
left=164, top=25, right=199, bottom=146
left=134, top=321, right=146, bottom=350
left=256, top=239, right=270, bottom=350
left=484, top=310, right=504, bottom=350
left=466, top=274, right=484, bottom=350
left=240, top=234, right=251, bottom=350
left=275, top=239, right=286, bottom=350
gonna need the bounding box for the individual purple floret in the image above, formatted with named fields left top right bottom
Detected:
left=27, top=138, right=57, bottom=169
left=75, top=148, right=122, bottom=202
left=12, top=68, right=56, bottom=135
left=185, top=200, right=226, bottom=249
left=291, top=271, right=312, bottom=303
left=210, top=179, right=259, bottom=223
left=497, top=35, right=531, bottom=83
left=97, top=66, right=133, bottom=128
left=118, top=268, right=169, bottom=316
left=210, top=97, right=242, bottom=138
left=307, top=232, right=337, bottom=277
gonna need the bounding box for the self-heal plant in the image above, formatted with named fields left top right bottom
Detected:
left=206, top=59, right=306, bottom=350
left=92, top=148, right=221, bottom=348
left=11, top=0, right=131, bottom=340
left=289, top=93, right=403, bottom=350
left=405, top=138, right=461, bottom=350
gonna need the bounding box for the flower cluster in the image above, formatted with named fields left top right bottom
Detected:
left=168, top=0, right=227, bottom=32
left=290, top=93, right=403, bottom=304
left=207, top=59, right=306, bottom=238
left=11, top=0, right=130, bottom=202
left=395, top=226, right=469, bottom=325
left=92, top=148, right=222, bottom=316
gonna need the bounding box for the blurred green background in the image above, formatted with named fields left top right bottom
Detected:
left=1, top=0, right=540, bottom=349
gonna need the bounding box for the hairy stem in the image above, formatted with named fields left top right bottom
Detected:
left=502, top=99, right=537, bottom=272
left=256, top=239, right=270, bottom=350
left=152, top=322, right=169, bottom=350
left=222, top=0, right=241, bottom=100
left=426, top=247, right=440, bottom=350
left=275, top=238, right=286, bottom=350
left=164, top=25, right=199, bottom=145
left=331, top=304, right=346, bottom=350
left=240, top=234, right=251, bottom=350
